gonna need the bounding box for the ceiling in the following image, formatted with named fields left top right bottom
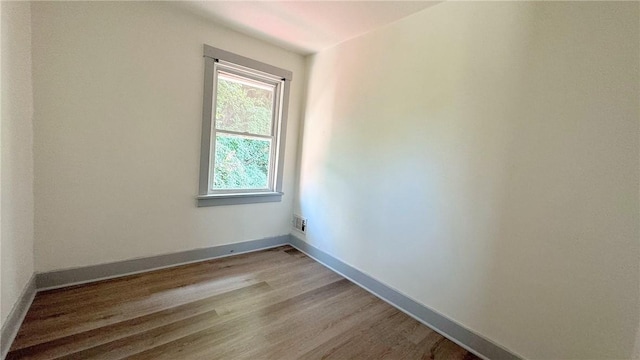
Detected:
left=173, top=1, right=441, bottom=55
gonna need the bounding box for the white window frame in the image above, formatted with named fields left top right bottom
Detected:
left=197, top=45, right=292, bottom=207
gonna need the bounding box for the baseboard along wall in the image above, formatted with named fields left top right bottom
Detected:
left=1, top=233, right=522, bottom=360
left=0, top=235, right=290, bottom=360
left=36, top=235, right=290, bottom=290
left=287, top=234, right=522, bottom=360
left=1, top=275, right=36, bottom=360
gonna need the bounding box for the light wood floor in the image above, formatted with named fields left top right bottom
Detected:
left=8, top=246, right=480, bottom=360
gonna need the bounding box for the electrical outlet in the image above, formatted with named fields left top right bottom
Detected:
left=293, top=215, right=307, bottom=233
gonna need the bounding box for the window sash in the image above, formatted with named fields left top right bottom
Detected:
left=211, top=132, right=274, bottom=193
left=208, top=62, right=284, bottom=194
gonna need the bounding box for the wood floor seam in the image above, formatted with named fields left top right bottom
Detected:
left=6, top=281, right=273, bottom=358
left=7, top=246, right=480, bottom=360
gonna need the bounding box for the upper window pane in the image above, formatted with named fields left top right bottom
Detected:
left=215, top=71, right=275, bottom=136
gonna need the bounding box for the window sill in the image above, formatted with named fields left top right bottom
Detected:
left=197, top=192, right=283, bottom=207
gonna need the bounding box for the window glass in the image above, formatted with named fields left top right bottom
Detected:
left=215, top=72, right=274, bottom=137
left=213, top=134, right=272, bottom=190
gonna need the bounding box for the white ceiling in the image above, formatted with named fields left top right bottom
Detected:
left=173, top=1, right=441, bottom=55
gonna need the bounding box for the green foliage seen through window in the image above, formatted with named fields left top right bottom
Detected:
left=213, top=74, right=274, bottom=189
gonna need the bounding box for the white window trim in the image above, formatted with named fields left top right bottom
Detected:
left=197, top=45, right=292, bottom=207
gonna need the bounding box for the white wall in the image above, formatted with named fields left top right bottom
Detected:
left=1, top=1, right=35, bottom=326
left=297, top=2, right=639, bottom=359
left=31, top=2, right=305, bottom=272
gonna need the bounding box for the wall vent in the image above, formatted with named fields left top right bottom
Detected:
left=293, top=215, right=307, bottom=233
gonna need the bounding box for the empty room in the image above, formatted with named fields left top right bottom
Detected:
left=1, top=1, right=639, bottom=359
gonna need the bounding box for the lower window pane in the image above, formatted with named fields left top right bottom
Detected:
left=213, top=134, right=271, bottom=190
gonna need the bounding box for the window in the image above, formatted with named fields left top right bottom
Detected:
left=197, top=45, right=292, bottom=207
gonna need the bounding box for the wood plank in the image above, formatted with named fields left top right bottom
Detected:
left=6, top=282, right=271, bottom=359
left=7, top=246, right=480, bottom=360
left=125, top=279, right=355, bottom=360
left=12, top=246, right=304, bottom=349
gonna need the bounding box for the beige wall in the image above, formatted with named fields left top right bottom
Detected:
left=31, top=2, right=305, bottom=272
left=1, top=1, right=35, bottom=326
left=297, top=2, right=639, bottom=359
